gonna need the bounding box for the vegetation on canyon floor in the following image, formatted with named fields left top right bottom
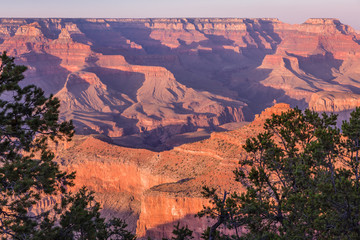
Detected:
left=0, top=52, right=135, bottom=239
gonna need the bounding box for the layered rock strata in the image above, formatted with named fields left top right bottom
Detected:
left=52, top=103, right=290, bottom=238
left=0, top=18, right=359, bottom=148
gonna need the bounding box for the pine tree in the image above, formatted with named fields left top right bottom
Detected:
left=170, top=223, right=193, bottom=240
left=0, top=51, right=75, bottom=238
left=159, top=223, right=194, bottom=240
left=199, top=107, right=360, bottom=239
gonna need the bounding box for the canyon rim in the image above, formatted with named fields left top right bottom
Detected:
left=1, top=17, right=360, bottom=238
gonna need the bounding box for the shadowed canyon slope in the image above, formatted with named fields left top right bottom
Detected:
left=0, top=18, right=360, bottom=149
left=49, top=103, right=291, bottom=239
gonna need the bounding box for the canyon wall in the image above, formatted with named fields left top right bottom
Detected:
left=0, top=18, right=359, bottom=149
left=51, top=104, right=290, bottom=238
left=2, top=17, right=360, bottom=238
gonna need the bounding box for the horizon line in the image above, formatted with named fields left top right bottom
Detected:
left=1, top=17, right=357, bottom=30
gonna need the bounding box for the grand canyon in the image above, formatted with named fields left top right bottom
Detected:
left=1, top=18, right=360, bottom=238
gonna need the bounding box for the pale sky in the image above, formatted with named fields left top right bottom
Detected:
left=1, top=0, right=359, bottom=29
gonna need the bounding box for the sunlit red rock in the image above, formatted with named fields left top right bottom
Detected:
left=0, top=18, right=360, bottom=148
left=2, top=17, right=360, bottom=238
left=48, top=104, right=290, bottom=238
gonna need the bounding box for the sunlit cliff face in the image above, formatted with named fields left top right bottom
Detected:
left=2, top=17, right=360, bottom=238
left=47, top=103, right=290, bottom=239
left=0, top=18, right=359, bottom=149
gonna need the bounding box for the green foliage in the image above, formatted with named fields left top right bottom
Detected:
left=200, top=227, right=230, bottom=240
left=56, top=187, right=135, bottom=240
left=0, top=52, right=135, bottom=239
left=170, top=222, right=193, bottom=240
left=0, top=51, right=75, bottom=239
left=197, top=188, right=239, bottom=239
left=57, top=187, right=108, bottom=239
left=160, top=223, right=194, bottom=240
left=199, top=107, right=360, bottom=239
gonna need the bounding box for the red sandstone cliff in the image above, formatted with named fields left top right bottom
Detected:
left=50, top=104, right=290, bottom=238
left=3, top=17, right=359, bottom=239
left=0, top=18, right=359, bottom=149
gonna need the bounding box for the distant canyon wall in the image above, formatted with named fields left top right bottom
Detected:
left=0, top=18, right=359, bottom=148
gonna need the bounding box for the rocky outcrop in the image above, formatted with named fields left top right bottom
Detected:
left=3, top=17, right=359, bottom=238
left=0, top=19, right=253, bottom=149
left=309, top=91, right=360, bottom=112
left=50, top=104, right=289, bottom=238
left=136, top=193, right=211, bottom=239
left=1, top=18, right=360, bottom=148
left=308, top=91, right=360, bottom=124
left=135, top=104, right=291, bottom=238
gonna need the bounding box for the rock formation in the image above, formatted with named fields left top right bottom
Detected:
left=2, top=17, right=360, bottom=238
left=51, top=103, right=291, bottom=238
left=0, top=18, right=359, bottom=149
